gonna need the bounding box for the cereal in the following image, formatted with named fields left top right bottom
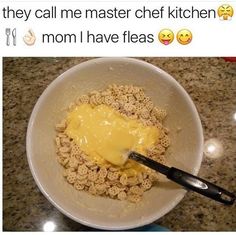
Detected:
left=117, top=191, right=127, bottom=200
left=127, top=177, right=139, bottom=186
left=67, top=172, right=77, bottom=184
left=160, top=135, right=170, bottom=148
left=74, top=182, right=84, bottom=190
left=78, top=178, right=88, bottom=185
left=98, top=167, right=108, bottom=178
left=142, top=119, right=153, bottom=127
left=89, top=165, right=98, bottom=171
left=85, top=181, right=92, bottom=187
left=120, top=95, right=129, bottom=103
left=129, top=186, right=144, bottom=196
left=78, top=95, right=89, bottom=104
left=55, top=137, right=61, bottom=147
left=150, top=115, right=157, bottom=124
left=104, top=96, right=114, bottom=105
left=55, top=120, right=67, bottom=132
left=63, top=167, right=75, bottom=177
left=88, top=170, right=98, bottom=182
left=76, top=174, right=87, bottom=181
left=154, top=155, right=166, bottom=164
left=80, top=153, right=89, bottom=161
left=71, top=143, right=82, bottom=155
left=59, top=152, right=70, bottom=158
left=60, top=137, right=70, bottom=146
left=57, top=133, right=67, bottom=138
left=108, top=186, right=120, bottom=197
left=141, top=179, right=152, bottom=191
left=57, top=155, right=65, bottom=165
left=95, top=184, right=107, bottom=195
left=123, top=103, right=135, bottom=113
left=88, top=185, right=97, bottom=195
left=85, top=161, right=96, bottom=168
left=55, top=84, right=170, bottom=203
left=128, top=194, right=142, bottom=203
left=120, top=174, right=128, bottom=186
left=135, top=102, right=144, bottom=112
left=148, top=144, right=165, bottom=157
left=131, top=86, right=141, bottom=94
left=127, top=95, right=136, bottom=104
left=108, top=180, right=120, bottom=187
left=101, top=90, right=112, bottom=96
left=156, top=109, right=167, bottom=121
left=109, top=166, right=119, bottom=172
left=59, top=146, right=70, bottom=153
left=148, top=172, right=159, bottom=182
left=107, top=171, right=119, bottom=181
left=140, top=108, right=150, bottom=119
left=68, top=157, right=79, bottom=168
left=145, top=101, right=154, bottom=111
left=95, top=177, right=105, bottom=184
left=63, top=159, right=70, bottom=168
left=134, top=92, right=145, bottom=101
left=77, top=164, right=88, bottom=175
left=110, top=102, right=120, bottom=110
left=89, top=95, right=98, bottom=105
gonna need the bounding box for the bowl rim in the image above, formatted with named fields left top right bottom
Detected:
left=26, top=57, right=204, bottom=230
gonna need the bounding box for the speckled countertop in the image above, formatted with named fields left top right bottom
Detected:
left=3, top=57, right=236, bottom=231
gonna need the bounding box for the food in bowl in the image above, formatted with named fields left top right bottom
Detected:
left=55, top=84, right=170, bottom=202
left=27, top=58, right=203, bottom=229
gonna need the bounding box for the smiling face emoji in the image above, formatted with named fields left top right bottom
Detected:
left=177, top=29, right=192, bottom=45
left=218, top=4, right=234, bottom=20
left=158, top=29, right=174, bottom=45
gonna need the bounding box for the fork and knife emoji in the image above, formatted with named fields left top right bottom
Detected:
left=6, top=28, right=16, bottom=46
left=6, top=28, right=36, bottom=46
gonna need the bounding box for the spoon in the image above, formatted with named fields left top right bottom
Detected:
left=126, top=151, right=235, bottom=205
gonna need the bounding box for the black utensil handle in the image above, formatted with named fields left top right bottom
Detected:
left=167, top=167, right=235, bottom=205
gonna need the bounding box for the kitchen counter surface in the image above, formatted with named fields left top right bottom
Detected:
left=3, top=57, right=236, bottom=231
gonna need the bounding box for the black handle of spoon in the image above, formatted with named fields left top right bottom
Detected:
left=129, top=152, right=235, bottom=205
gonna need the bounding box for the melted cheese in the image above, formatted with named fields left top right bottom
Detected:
left=65, top=104, right=159, bottom=168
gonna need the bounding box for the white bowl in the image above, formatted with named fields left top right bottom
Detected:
left=27, top=58, right=203, bottom=230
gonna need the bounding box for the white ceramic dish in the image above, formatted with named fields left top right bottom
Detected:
left=26, top=58, right=203, bottom=230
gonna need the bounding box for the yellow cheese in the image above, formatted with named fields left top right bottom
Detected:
left=65, top=104, right=159, bottom=168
